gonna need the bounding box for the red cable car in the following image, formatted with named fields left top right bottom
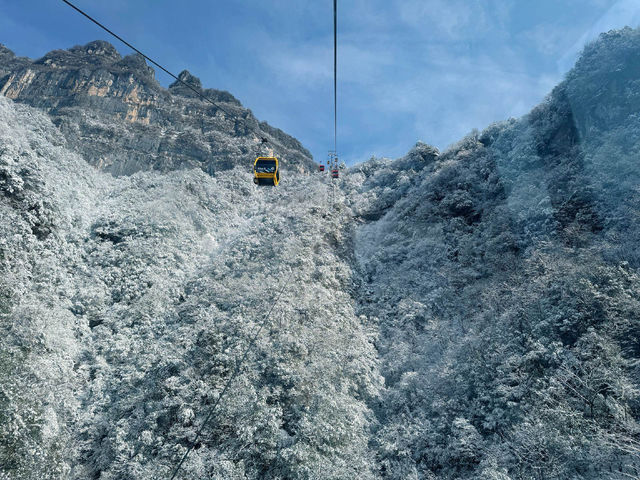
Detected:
left=319, top=164, right=325, bottom=172
left=331, top=168, right=339, bottom=178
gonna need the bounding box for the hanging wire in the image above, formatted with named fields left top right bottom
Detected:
left=60, top=0, right=236, bottom=118
left=333, top=0, right=338, bottom=155
left=169, top=268, right=294, bottom=479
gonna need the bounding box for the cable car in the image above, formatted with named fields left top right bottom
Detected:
left=253, top=157, right=280, bottom=186
left=331, top=168, right=339, bottom=179
left=319, top=164, right=325, bottom=172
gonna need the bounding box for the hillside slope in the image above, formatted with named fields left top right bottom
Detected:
left=345, top=27, right=640, bottom=480
left=0, top=96, right=379, bottom=479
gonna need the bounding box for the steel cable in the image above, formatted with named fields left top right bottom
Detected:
left=60, top=0, right=237, bottom=119
left=169, top=267, right=294, bottom=479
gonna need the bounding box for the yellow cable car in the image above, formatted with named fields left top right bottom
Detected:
left=253, top=157, right=280, bottom=186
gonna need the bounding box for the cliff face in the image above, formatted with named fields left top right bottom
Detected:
left=0, top=40, right=314, bottom=176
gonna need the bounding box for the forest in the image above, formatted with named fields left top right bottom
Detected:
left=1, top=27, right=640, bottom=480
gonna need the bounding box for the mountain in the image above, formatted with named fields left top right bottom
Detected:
left=1, top=28, right=640, bottom=480
left=0, top=95, right=379, bottom=479
left=344, top=26, right=640, bottom=479
left=0, top=40, right=314, bottom=176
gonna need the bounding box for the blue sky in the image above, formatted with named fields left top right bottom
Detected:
left=1, top=0, right=640, bottom=165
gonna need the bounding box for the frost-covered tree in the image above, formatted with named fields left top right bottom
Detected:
left=3, top=24, right=640, bottom=480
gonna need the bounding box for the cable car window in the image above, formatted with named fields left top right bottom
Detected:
left=255, top=160, right=276, bottom=173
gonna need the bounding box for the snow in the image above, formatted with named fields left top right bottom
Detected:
left=0, top=96, right=380, bottom=479
left=3, top=27, right=640, bottom=479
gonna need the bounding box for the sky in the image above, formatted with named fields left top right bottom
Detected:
left=1, top=0, right=640, bottom=165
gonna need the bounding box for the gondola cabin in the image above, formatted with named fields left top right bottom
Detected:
left=331, top=168, right=339, bottom=179
left=319, top=164, right=325, bottom=172
left=253, top=157, right=280, bottom=186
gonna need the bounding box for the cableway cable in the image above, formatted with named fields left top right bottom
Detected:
left=333, top=0, right=338, bottom=155
left=60, top=0, right=237, bottom=119
left=169, top=268, right=294, bottom=480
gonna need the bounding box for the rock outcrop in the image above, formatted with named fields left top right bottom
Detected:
left=0, top=40, right=313, bottom=175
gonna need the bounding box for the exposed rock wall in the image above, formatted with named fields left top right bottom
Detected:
left=0, top=40, right=314, bottom=176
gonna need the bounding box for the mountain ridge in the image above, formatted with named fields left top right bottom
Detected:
left=0, top=40, right=314, bottom=176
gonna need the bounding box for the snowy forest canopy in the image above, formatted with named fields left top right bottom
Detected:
left=1, top=27, right=640, bottom=480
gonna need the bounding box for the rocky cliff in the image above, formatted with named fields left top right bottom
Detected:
left=0, top=40, right=314, bottom=176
